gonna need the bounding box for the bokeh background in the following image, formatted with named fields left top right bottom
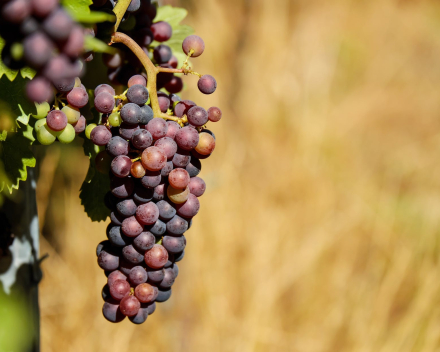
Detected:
left=33, top=0, right=440, bottom=351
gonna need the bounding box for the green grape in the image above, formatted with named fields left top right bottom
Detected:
left=33, top=102, right=50, bottom=119
left=57, top=124, right=75, bottom=144
left=37, top=125, right=56, bottom=145
left=85, top=123, right=97, bottom=139
left=108, top=112, right=122, bottom=127
left=61, top=105, right=80, bottom=124
left=74, top=77, right=82, bottom=88
left=34, top=118, right=47, bottom=131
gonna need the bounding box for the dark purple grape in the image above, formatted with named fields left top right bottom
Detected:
left=119, top=258, right=137, bottom=276
left=136, top=202, right=159, bottom=225
left=159, top=267, right=175, bottom=289
left=127, top=85, right=149, bottom=105
left=171, top=263, right=179, bottom=278
left=165, top=76, right=183, bottom=94
left=153, top=183, right=166, bottom=201
left=146, top=301, right=156, bottom=315
left=2, top=0, right=31, bottom=24
left=133, top=185, right=154, bottom=204
left=131, top=129, right=153, bottom=149
left=96, top=240, right=111, bottom=257
left=156, top=200, right=176, bottom=221
left=103, top=302, right=125, bottom=323
left=187, top=106, right=208, bottom=126
left=110, top=279, right=130, bottom=300
left=174, top=251, right=184, bottom=262
left=116, top=199, right=137, bottom=217
left=153, top=44, right=172, bottom=64
left=146, top=268, right=164, bottom=283
left=46, top=110, right=67, bottom=131
left=66, top=87, right=88, bottom=108
left=161, top=161, right=173, bottom=177
left=20, top=17, right=39, bottom=36
left=141, top=171, right=161, bottom=189
left=111, top=211, right=124, bottom=226
left=172, top=149, right=191, bottom=168
left=63, top=25, right=84, bottom=58
left=94, top=92, right=115, bottom=114
left=175, top=126, right=199, bottom=150
left=107, top=225, right=131, bottom=247
left=156, top=288, right=172, bottom=302
left=139, top=105, right=154, bottom=124
left=133, top=231, right=155, bottom=252
left=134, top=28, right=154, bottom=47
left=168, top=56, right=178, bottom=68
left=163, top=235, right=186, bottom=254
left=95, top=84, right=115, bottom=97
left=150, top=21, right=172, bottom=42
left=174, top=100, right=196, bottom=117
left=91, top=125, right=112, bottom=146
left=127, top=0, right=140, bottom=12
left=43, top=55, right=78, bottom=83
left=129, top=266, right=148, bottom=285
left=119, top=122, right=140, bottom=139
left=120, top=103, right=141, bottom=125
left=31, top=0, right=57, bottom=18
left=129, top=306, right=148, bottom=324
left=164, top=121, right=180, bottom=140
left=120, top=295, right=140, bottom=317
left=98, top=249, right=120, bottom=271
left=166, top=215, right=188, bottom=235
left=123, top=244, right=145, bottom=264
left=52, top=77, right=76, bottom=93
left=42, top=8, right=73, bottom=42
left=176, top=193, right=200, bottom=218
left=154, top=137, right=177, bottom=160
left=145, top=118, right=167, bottom=140
left=121, top=216, right=144, bottom=237
left=111, top=155, right=132, bottom=178
left=147, top=219, right=166, bottom=236
left=185, top=157, right=201, bottom=177
left=182, top=35, right=205, bottom=57
left=107, top=136, right=129, bottom=157
left=23, top=32, right=53, bottom=68
left=111, top=176, right=135, bottom=198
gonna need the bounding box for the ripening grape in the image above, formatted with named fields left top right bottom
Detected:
left=165, top=121, right=180, bottom=140
left=150, top=21, right=172, bottom=42
left=175, top=126, right=199, bottom=150
left=46, top=110, right=67, bottom=131
left=31, top=0, right=58, bottom=18
left=128, top=74, right=146, bottom=87
left=121, top=216, right=144, bottom=238
left=182, top=35, right=205, bottom=57
left=187, top=106, right=208, bottom=126
left=135, top=283, right=157, bottom=303
left=62, top=25, right=84, bottom=58
left=57, top=124, right=75, bottom=144
left=110, top=279, right=130, bottom=300
left=144, top=244, right=169, bottom=269
left=197, top=75, right=217, bottom=94
left=85, top=123, right=97, bottom=139
left=36, top=124, right=56, bottom=145
left=108, top=112, right=122, bottom=127
left=172, top=149, right=191, bottom=168
left=131, top=161, right=146, bottom=178
left=120, top=295, right=140, bottom=317
left=107, top=270, right=127, bottom=288
left=91, top=125, right=112, bottom=146
left=136, top=202, right=159, bottom=225
left=168, top=55, right=178, bottom=68
left=157, top=93, right=170, bottom=113
left=23, top=32, right=53, bottom=68
left=167, top=185, right=190, bottom=204
left=61, top=105, right=80, bottom=124
left=111, top=155, right=132, bottom=178
left=208, top=106, right=222, bottom=122
left=176, top=194, right=200, bottom=218
left=94, top=92, right=115, bottom=114
left=2, top=0, right=31, bottom=24
left=195, top=132, right=215, bottom=155
left=26, top=77, right=53, bottom=103
left=168, top=168, right=190, bottom=189
left=127, top=85, right=149, bottom=105
left=154, top=137, right=177, bottom=159
left=141, top=146, right=167, bottom=171
left=34, top=118, right=47, bottom=131
left=188, top=177, right=206, bottom=197
left=66, top=87, right=89, bottom=108
left=95, top=84, right=115, bottom=97
left=33, top=102, right=50, bottom=119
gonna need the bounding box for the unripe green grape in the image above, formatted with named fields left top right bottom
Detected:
left=62, top=105, right=80, bottom=124
left=57, top=124, right=75, bottom=144
left=33, top=102, right=50, bottom=119
left=34, top=118, right=47, bottom=131
left=108, top=112, right=122, bottom=127
left=85, top=123, right=97, bottom=139
left=37, top=124, right=56, bottom=145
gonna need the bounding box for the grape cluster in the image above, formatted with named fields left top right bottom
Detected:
left=32, top=78, right=88, bottom=145
left=0, top=0, right=85, bottom=103
left=92, top=73, right=221, bottom=323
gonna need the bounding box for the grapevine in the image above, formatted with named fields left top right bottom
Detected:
left=0, top=0, right=222, bottom=327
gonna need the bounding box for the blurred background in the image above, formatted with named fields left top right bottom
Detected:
left=27, top=0, right=440, bottom=350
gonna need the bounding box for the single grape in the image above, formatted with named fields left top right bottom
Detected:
left=119, top=122, right=140, bottom=139
left=175, top=127, right=199, bottom=151
left=111, top=155, right=132, bottom=178
left=157, top=93, right=170, bottom=113
left=168, top=168, right=190, bottom=189
left=91, top=125, right=112, bottom=146
left=42, top=8, right=73, bottom=42
left=133, top=27, right=154, bottom=47
left=207, top=106, right=222, bottom=122
left=139, top=105, right=154, bottom=124
left=195, top=132, right=216, bottom=155
left=129, top=306, right=149, bottom=324
left=133, top=185, right=154, bottom=204
left=20, top=17, right=39, bottom=36
left=116, top=199, right=137, bottom=217
left=94, top=92, right=115, bottom=114
left=36, top=124, right=56, bottom=145
left=119, top=258, right=137, bottom=276
left=110, top=211, right=124, bottom=226
left=110, top=279, right=130, bottom=300
left=141, top=171, right=161, bottom=188
left=2, top=0, right=31, bottom=24
left=52, top=77, right=76, bottom=93
left=157, top=200, right=176, bottom=221
left=134, top=283, right=157, bottom=303
left=147, top=219, right=166, bottom=236
left=120, top=103, right=141, bottom=125
left=165, top=76, right=183, bottom=94
left=161, top=161, right=173, bottom=177
left=26, top=77, right=53, bottom=103
left=153, top=183, right=166, bottom=201
left=165, top=121, right=180, bottom=140
left=96, top=240, right=111, bottom=257
left=63, top=25, right=85, bottom=58
left=198, top=74, right=217, bottom=94
left=131, top=129, right=153, bottom=150
left=141, top=146, right=167, bottom=171
left=129, top=266, right=148, bottom=285
left=167, top=185, right=190, bottom=205
left=85, top=123, right=97, bottom=139
left=168, top=55, right=178, bottom=68
left=131, top=161, right=146, bottom=178
left=156, top=288, right=172, bottom=302
left=182, top=35, right=205, bottom=57
left=23, top=31, right=53, bottom=68
left=128, top=74, right=147, bottom=87
left=172, top=149, right=191, bottom=168
left=133, top=232, right=155, bottom=253
left=121, top=216, right=143, bottom=237
left=106, top=136, right=128, bottom=158
left=57, top=124, right=75, bottom=144
left=127, top=0, right=140, bottom=12
left=123, top=244, right=145, bottom=264
left=163, top=235, right=186, bottom=254
left=176, top=193, right=200, bottom=218
left=150, top=21, right=172, bottom=42
left=95, top=84, right=116, bottom=97
left=146, top=268, right=164, bottom=283
left=107, top=225, right=131, bottom=247
left=34, top=118, right=47, bottom=131
left=33, top=102, right=50, bottom=119
left=174, top=101, right=196, bottom=118
left=102, top=302, right=125, bottom=323
left=146, top=118, right=168, bottom=140
left=120, top=295, right=140, bottom=317
left=166, top=215, right=189, bottom=236
left=174, top=251, right=185, bottom=262
left=159, top=267, right=176, bottom=289
left=154, top=137, right=177, bottom=160
left=188, top=177, right=206, bottom=197
left=31, top=0, right=58, bottom=18
left=111, top=176, right=135, bottom=198
left=153, top=44, right=172, bottom=64
left=73, top=116, right=86, bottom=134
left=46, top=110, right=67, bottom=131
left=108, top=112, right=122, bottom=127
left=98, top=249, right=120, bottom=271
left=61, top=105, right=80, bottom=124
left=136, top=202, right=159, bottom=225
left=144, top=244, right=168, bottom=269
left=185, top=157, right=201, bottom=177
left=107, top=271, right=127, bottom=289
left=103, top=52, right=124, bottom=69
left=187, top=106, right=208, bottom=126
left=66, top=87, right=88, bottom=108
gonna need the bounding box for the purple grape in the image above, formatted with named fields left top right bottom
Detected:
left=182, top=35, right=205, bottom=57
left=127, top=84, right=149, bottom=105
left=175, top=126, right=199, bottom=150
left=107, top=270, right=127, bottom=288
left=120, top=103, right=141, bottom=125
left=95, top=84, right=115, bottom=97
left=23, top=32, right=53, bottom=68
left=172, top=149, right=191, bottom=168
left=176, top=193, right=200, bottom=218
left=188, top=176, right=206, bottom=197
left=136, top=202, right=159, bottom=225
left=161, top=161, right=173, bottom=177
left=156, top=200, right=176, bottom=221
left=91, top=125, right=112, bottom=146
left=95, top=92, right=115, bottom=114
left=139, top=105, right=154, bottom=124
left=31, top=0, right=57, bottom=18
left=128, top=74, right=146, bottom=87
left=165, top=76, right=183, bottom=94
left=73, top=116, right=86, bottom=134
left=147, top=219, right=166, bottom=236
left=98, top=249, right=120, bottom=271
left=2, top=0, right=31, bottom=24
left=107, top=225, right=131, bottom=247
left=111, top=176, right=135, bottom=198
left=111, top=211, right=125, bottom=226
left=153, top=183, right=166, bottom=201
left=133, top=185, right=154, bottom=204
left=208, top=106, right=222, bottom=122
left=116, top=199, right=137, bottom=217
left=111, top=155, right=132, bottom=178
left=150, top=21, right=172, bottom=42
left=163, top=235, right=186, bottom=254
left=131, top=129, right=153, bottom=150
left=157, top=93, right=170, bottom=113
left=153, top=44, right=172, bottom=64
left=121, top=216, right=144, bottom=237
left=96, top=240, right=111, bottom=257
left=174, top=100, right=196, bottom=117
left=166, top=215, right=188, bottom=235
left=133, top=231, right=155, bottom=252
left=106, top=136, right=129, bottom=157
left=103, top=302, right=125, bottom=323
left=119, top=122, right=140, bottom=139
left=123, top=244, right=144, bottom=264
left=66, top=87, right=88, bottom=108
left=141, top=171, right=161, bottom=189
left=63, top=25, right=84, bottom=58
left=174, top=251, right=184, bottom=262
left=185, top=157, right=201, bottom=177
left=103, top=52, right=124, bottom=69
left=146, top=268, right=164, bottom=283
left=154, top=137, right=177, bottom=160
left=120, top=295, right=140, bottom=317
left=187, top=106, right=208, bottom=126
left=110, top=279, right=130, bottom=300
left=155, top=287, right=172, bottom=302
left=159, top=267, right=175, bottom=289
left=129, top=266, right=148, bottom=285
left=134, top=28, right=154, bottom=47
left=127, top=0, right=140, bottom=12
left=42, top=8, right=73, bottom=42
left=46, top=110, right=67, bottom=131
left=129, top=306, right=148, bottom=324
left=198, top=75, right=217, bottom=94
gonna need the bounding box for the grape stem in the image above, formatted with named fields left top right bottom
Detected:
left=157, top=66, right=202, bottom=78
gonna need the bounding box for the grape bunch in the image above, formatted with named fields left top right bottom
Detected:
left=0, top=0, right=85, bottom=103
left=92, top=67, right=221, bottom=322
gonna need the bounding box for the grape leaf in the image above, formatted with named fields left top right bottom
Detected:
left=79, top=139, right=110, bottom=222
left=0, top=124, right=35, bottom=193
left=75, top=11, right=115, bottom=23
left=61, top=0, right=93, bottom=18
left=153, top=5, right=188, bottom=27
left=84, top=36, right=118, bottom=54
left=0, top=39, right=38, bottom=81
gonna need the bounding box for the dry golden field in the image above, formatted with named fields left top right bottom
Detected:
left=35, top=0, right=440, bottom=351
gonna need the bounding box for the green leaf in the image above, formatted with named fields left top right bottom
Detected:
left=84, top=36, right=118, bottom=54
left=154, top=5, right=188, bottom=27
left=20, top=67, right=36, bottom=80
left=79, top=139, right=110, bottom=222
left=0, top=124, right=35, bottom=193
left=75, top=10, right=115, bottom=23
left=113, top=0, right=132, bottom=32
left=61, top=0, right=92, bottom=19
left=0, top=38, right=19, bottom=81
